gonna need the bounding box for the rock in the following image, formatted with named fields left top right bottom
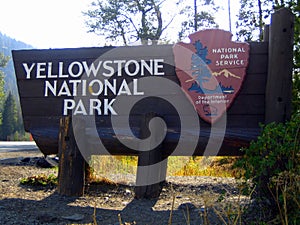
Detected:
left=62, top=213, right=85, bottom=221
left=36, top=157, right=54, bottom=168
left=125, top=189, right=131, bottom=195
left=122, top=201, right=129, bottom=206
left=178, top=202, right=196, bottom=210
left=21, top=157, right=31, bottom=163
left=45, top=155, right=59, bottom=166
left=199, top=206, right=206, bottom=213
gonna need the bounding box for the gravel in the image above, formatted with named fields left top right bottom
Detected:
left=0, top=151, right=255, bottom=225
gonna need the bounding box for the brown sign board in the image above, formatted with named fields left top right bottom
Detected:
left=173, top=30, right=250, bottom=123
left=12, top=30, right=268, bottom=156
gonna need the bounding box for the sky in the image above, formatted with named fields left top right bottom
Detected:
left=0, top=0, right=240, bottom=49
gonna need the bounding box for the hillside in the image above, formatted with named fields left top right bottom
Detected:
left=0, top=32, right=33, bottom=97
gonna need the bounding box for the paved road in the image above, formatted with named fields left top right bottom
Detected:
left=0, top=141, right=39, bottom=153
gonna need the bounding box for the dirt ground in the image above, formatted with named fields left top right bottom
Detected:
left=0, top=149, right=254, bottom=225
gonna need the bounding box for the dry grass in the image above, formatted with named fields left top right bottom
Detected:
left=89, top=155, right=237, bottom=179
left=89, top=155, right=138, bottom=177
left=167, top=156, right=237, bottom=177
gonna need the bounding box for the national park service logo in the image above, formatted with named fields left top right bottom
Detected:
left=173, top=29, right=250, bottom=123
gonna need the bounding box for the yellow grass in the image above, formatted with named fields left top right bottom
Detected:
left=89, top=155, right=237, bottom=179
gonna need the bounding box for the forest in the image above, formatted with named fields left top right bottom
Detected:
left=0, top=32, right=32, bottom=140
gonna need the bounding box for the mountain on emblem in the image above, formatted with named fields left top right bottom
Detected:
left=173, top=29, right=250, bottom=123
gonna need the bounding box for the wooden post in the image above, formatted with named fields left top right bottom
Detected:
left=135, top=112, right=167, bottom=199
left=263, top=25, right=269, bottom=42
left=58, top=116, right=85, bottom=196
left=265, top=8, right=294, bottom=124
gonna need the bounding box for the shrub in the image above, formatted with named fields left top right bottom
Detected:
left=234, top=113, right=300, bottom=224
left=20, top=174, right=58, bottom=187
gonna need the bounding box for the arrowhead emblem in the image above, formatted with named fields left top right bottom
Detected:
left=173, top=29, right=250, bottom=123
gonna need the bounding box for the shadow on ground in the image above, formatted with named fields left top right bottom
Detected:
left=0, top=189, right=203, bottom=225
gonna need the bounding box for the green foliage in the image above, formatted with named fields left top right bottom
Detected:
left=1, top=92, right=18, bottom=139
left=0, top=32, right=32, bottom=97
left=20, top=174, right=58, bottom=187
left=236, top=0, right=271, bottom=41
left=234, top=113, right=300, bottom=223
left=0, top=91, right=25, bottom=140
left=0, top=53, right=7, bottom=132
left=178, top=0, right=219, bottom=40
left=0, top=33, right=31, bottom=139
left=293, top=71, right=300, bottom=113
left=84, top=0, right=177, bottom=45
left=11, top=131, right=32, bottom=141
left=84, top=0, right=219, bottom=45
left=0, top=52, right=9, bottom=68
left=0, top=45, right=27, bottom=139
left=0, top=52, right=8, bottom=115
left=0, top=74, right=4, bottom=111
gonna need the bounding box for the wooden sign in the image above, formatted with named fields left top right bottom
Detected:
left=173, top=30, right=250, bottom=123
left=12, top=29, right=273, bottom=156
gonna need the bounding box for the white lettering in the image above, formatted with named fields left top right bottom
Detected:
left=215, top=60, right=244, bottom=66
left=47, top=62, right=57, bottom=78
left=22, top=63, right=35, bottom=79
left=114, top=60, right=126, bottom=76
left=125, top=60, right=140, bottom=76
left=89, top=79, right=103, bottom=96
left=74, top=99, right=87, bottom=115
left=212, top=48, right=246, bottom=54
left=141, top=60, right=153, bottom=76
left=154, top=59, right=164, bottom=75
left=58, top=62, right=68, bottom=78
left=102, top=60, right=114, bottom=77
left=104, top=98, right=117, bottom=115
left=133, top=79, right=144, bottom=95
left=89, top=99, right=102, bottom=115
left=69, top=80, right=81, bottom=96
left=68, top=61, right=83, bottom=77
left=104, top=79, right=116, bottom=95
left=36, top=62, right=46, bottom=78
left=82, top=61, right=102, bottom=77
left=58, top=81, right=72, bottom=96
left=117, top=79, right=131, bottom=95
left=63, top=99, right=75, bottom=115
left=44, top=80, right=57, bottom=96
left=63, top=98, right=117, bottom=115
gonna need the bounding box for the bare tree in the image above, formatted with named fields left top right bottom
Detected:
left=84, top=0, right=178, bottom=45
left=178, top=0, right=219, bottom=40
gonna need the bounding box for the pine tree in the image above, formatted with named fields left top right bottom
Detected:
left=0, top=53, right=8, bottom=107
left=0, top=52, right=9, bottom=130
left=1, top=92, right=17, bottom=140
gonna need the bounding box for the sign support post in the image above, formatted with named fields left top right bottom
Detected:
left=265, top=8, right=294, bottom=124
left=135, top=112, right=168, bottom=199
left=57, top=116, right=85, bottom=196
